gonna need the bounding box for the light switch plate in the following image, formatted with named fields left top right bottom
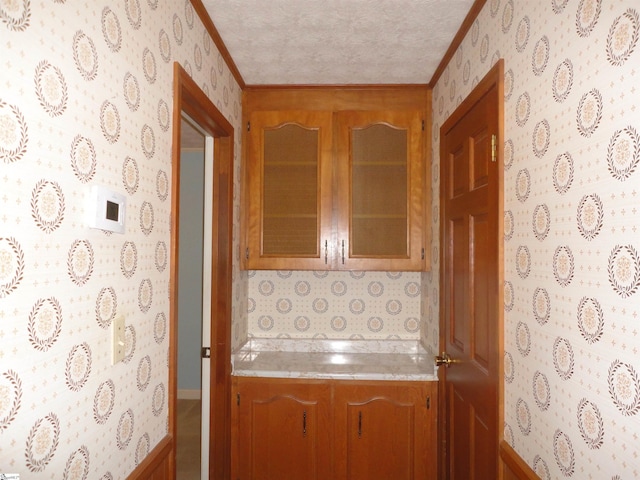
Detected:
left=112, top=315, right=125, bottom=364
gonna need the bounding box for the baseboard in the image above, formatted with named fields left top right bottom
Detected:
left=499, top=440, right=538, bottom=480
left=178, top=389, right=201, bottom=400
left=127, top=435, right=173, bottom=479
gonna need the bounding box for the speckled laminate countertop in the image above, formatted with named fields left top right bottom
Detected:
left=231, top=338, right=437, bottom=381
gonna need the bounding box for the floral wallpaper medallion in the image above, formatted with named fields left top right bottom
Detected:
left=606, top=8, right=639, bottom=66
left=0, top=100, right=28, bottom=163
left=31, top=180, right=65, bottom=233
left=93, top=380, right=115, bottom=425
left=552, top=59, right=573, bottom=102
left=120, top=241, right=137, bottom=278
left=577, top=398, right=604, bottom=449
left=154, top=312, right=167, bottom=344
left=34, top=60, right=68, bottom=116
left=135, top=433, right=150, bottom=465
left=606, top=126, right=640, bottom=181
left=576, top=0, right=602, bottom=37
left=28, top=297, right=63, bottom=351
left=100, top=101, right=121, bottom=143
left=0, top=0, right=31, bottom=31
left=70, top=135, right=96, bottom=182
left=576, top=88, right=603, bottom=138
left=123, top=73, right=140, bottom=111
left=607, top=245, right=640, bottom=298
left=0, top=370, right=22, bottom=432
left=116, top=409, right=134, bottom=450
left=25, top=413, right=60, bottom=472
left=152, top=383, right=165, bottom=416
left=553, top=338, right=574, bottom=380
left=577, top=297, right=604, bottom=344
left=73, top=31, right=98, bottom=81
left=101, top=7, right=122, bottom=52
left=553, top=429, right=575, bottom=476
left=65, top=343, right=92, bottom=392
left=95, top=287, right=117, bottom=329
left=608, top=360, right=640, bottom=416
left=137, top=356, right=151, bottom=391
left=63, top=445, right=90, bottom=479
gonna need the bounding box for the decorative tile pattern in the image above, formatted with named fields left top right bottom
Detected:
left=248, top=271, right=421, bottom=340
left=0, top=1, right=246, bottom=477
left=428, top=0, right=640, bottom=477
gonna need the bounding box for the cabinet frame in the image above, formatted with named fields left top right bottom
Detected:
left=241, top=86, right=432, bottom=271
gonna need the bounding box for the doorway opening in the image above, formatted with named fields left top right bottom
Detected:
left=170, top=63, right=234, bottom=480
left=176, top=114, right=209, bottom=479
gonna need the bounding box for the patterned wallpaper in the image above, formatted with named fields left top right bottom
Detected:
left=0, top=1, right=246, bottom=477
left=248, top=271, right=422, bottom=339
left=427, top=0, right=640, bottom=478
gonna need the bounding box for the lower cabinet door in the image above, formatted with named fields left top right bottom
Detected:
left=333, top=381, right=436, bottom=480
left=232, top=378, right=332, bottom=480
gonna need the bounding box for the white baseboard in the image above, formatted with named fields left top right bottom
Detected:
left=178, top=389, right=201, bottom=400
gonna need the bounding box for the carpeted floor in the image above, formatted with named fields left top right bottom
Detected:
left=176, top=398, right=202, bottom=479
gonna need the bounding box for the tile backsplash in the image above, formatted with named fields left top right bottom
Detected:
left=248, top=271, right=421, bottom=340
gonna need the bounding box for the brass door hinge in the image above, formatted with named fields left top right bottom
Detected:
left=491, top=134, right=497, bottom=163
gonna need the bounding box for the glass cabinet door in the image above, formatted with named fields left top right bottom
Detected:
left=336, top=111, right=423, bottom=271
left=246, top=111, right=333, bottom=270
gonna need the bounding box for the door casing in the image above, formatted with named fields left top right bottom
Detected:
left=170, top=62, right=234, bottom=480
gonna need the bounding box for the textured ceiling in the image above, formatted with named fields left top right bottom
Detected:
left=203, top=0, right=476, bottom=85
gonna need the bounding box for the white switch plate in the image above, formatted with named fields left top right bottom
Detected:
left=112, top=315, right=125, bottom=364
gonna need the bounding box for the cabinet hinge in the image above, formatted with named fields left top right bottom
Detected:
left=426, top=396, right=430, bottom=409
left=236, top=393, right=240, bottom=406
left=245, top=247, right=249, bottom=260
left=421, top=247, right=425, bottom=260
left=247, top=121, right=250, bottom=132
left=491, top=134, right=497, bottom=162
left=422, top=119, right=425, bottom=131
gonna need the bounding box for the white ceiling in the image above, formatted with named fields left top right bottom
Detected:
left=202, top=0, right=476, bottom=85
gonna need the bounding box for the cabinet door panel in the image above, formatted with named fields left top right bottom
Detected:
left=334, top=382, right=435, bottom=480
left=336, top=111, right=423, bottom=271
left=250, top=397, right=320, bottom=479
left=247, top=111, right=333, bottom=269
left=345, top=398, right=414, bottom=479
left=233, top=379, right=332, bottom=480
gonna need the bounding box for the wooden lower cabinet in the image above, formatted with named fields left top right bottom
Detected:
left=231, top=378, right=332, bottom=480
left=231, top=377, right=437, bottom=480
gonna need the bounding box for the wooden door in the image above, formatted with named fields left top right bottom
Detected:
left=335, top=110, right=424, bottom=271
left=333, top=381, right=435, bottom=480
left=439, top=61, right=503, bottom=479
left=233, top=378, right=332, bottom=480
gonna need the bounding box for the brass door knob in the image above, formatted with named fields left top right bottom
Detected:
left=435, top=352, right=453, bottom=367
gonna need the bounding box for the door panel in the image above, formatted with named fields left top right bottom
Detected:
left=440, top=61, right=502, bottom=480
left=345, top=399, right=414, bottom=479
left=251, top=397, right=320, bottom=479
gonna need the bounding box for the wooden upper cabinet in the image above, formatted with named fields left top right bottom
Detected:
left=246, top=110, right=333, bottom=270
left=242, top=87, right=430, bottom=271
left=335, top=110, right=423, bottom=271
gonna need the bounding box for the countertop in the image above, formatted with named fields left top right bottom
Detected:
left=231, top=338, right=437, bottom=381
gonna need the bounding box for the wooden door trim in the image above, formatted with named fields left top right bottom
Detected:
left=437, top=59, right=504, bottom=479
left=499, top=441, right=539, bottom=479
left=170, top=62, right=234, bottom=480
